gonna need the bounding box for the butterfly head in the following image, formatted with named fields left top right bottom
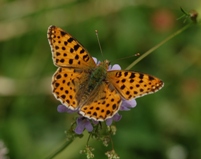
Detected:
left=97, top=59, right=111, bottom=71
left=103, top=59, right=110, bottom=67
left=105, top=59, right=110, bottom=65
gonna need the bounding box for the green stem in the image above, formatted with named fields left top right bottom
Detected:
left=86, top=133, right=92, bottom=146
left=125, top=23, right=192, bottom=70
left=110, top=135, right=114, bottom=150
left=45, top=139, right=73, bottom=159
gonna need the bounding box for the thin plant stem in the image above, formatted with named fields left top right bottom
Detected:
left=45, top=139, right=73, bottom=159
left=110, top=135, right=114, bottom=150
left=125, top=23, right=192, bottom=70
left=86, top=133, right=92, bottom=146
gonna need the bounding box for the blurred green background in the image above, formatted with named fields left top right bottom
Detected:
left=0, top=0, right=201, bottom=159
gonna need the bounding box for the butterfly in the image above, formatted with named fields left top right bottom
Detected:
left=47, top=25, right=164, bottom=121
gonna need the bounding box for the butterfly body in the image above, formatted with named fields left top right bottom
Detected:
left=47, top=25, right=164, bottom=121
left=86, top=60, right=108, bottom=93
left=76, top=60, right=109, bottom=107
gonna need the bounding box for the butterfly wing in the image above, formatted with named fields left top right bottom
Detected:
left=107, top=70, right=164, bottom=100
left=52, top=67, right=87, bottom=110
left=47, top=25, right=96, bottom=69
left=79, top=83, right=122, bottom=121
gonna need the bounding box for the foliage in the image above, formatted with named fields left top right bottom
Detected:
left=0, top=0, right=201, bottom=159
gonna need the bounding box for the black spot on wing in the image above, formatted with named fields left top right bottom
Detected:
left=60, top=31, right=66, bottom=36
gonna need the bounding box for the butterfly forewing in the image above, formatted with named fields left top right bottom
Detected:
left=107, top=71, right=164, bottom=100
left=47, top=25, right=96, bottom=69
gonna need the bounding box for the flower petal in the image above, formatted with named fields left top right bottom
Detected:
left=74, top=118, right=85, bottom=134
left=120, top=99, right=137, bottom=111
left=57, top=105, right=77, bottom=113
left=106, top=118, right=113, bottom=126
left=74, top=117, right=94, bottom=134
left=106, top=113, right=122, bottom=126
left=84, top=121, right=93, bottom=132
left=92, top=120, right=99, bottom=125
left=111, top=64, right=121, bottom=70
left=112, top=113, right=122, bottom=121
left=92, top=57, right=98, bottom=64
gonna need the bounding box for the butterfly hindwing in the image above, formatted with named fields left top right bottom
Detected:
left=79, top=83, right=122, bottom=121
left=52, top=67, right=85, bottom=110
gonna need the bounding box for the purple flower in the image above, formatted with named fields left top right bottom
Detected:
left=120, top=99, right=137, bottom=111
left=106, top=113, right=122, bottom=126
left=105, top=99, right=136, bottom=126
left=92, top=57, right=98, bottom=64
left=109, top=63, right=121, bottom=71
left=57, top=105, right=77, bottom=113
left=74, top=117, right=93, bottom=134
left=57, top=57, right=137, bottom=134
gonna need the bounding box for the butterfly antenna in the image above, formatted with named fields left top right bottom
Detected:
left=95, top=30, right=104, bottom=58
left=110, top=53, right=141, bottom=63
